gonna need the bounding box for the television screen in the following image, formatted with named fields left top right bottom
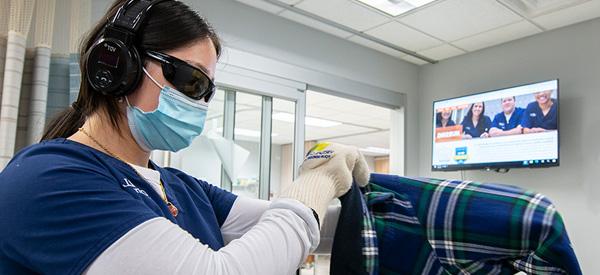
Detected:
left=432, top=79, right=559, bottom=171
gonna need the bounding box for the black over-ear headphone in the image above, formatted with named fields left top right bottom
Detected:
left=86, top=0, right=169, bottom=97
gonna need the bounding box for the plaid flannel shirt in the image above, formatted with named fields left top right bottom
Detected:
left=361, top=191, right=379, bottom=274
left=361, top=174, right=582, bottom=275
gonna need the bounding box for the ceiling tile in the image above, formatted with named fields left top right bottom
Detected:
left=236, top=93, right=262, bottom=107
left=294, top=0, right=390, bottom=31
left=452, top=20, right=541, bottom=51
left=273, top=98, right=296, bottom=113
left=327, top=130, right=390, bottom=150
left=305, top=107, right=340, bottom=118
left=347, top=35, right=407, bottom=58
left=418, top=44, right=465, bottom=60
left=399, top=0, right=522, bottom=42
left=236, top=0, right=285, bottom=14
left=325, top=112, right=370, bottom=124
left=274, top=0, right=303, bottom=4
left=364, top=21, right=443, bottom=51
left=532, top=0, right=600, bottom=30
left=400, top=54, right=429, bottom=65
left=279, top=10, right=354, bottom=38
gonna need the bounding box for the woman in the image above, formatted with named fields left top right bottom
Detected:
left=461, top=102, right=492, bottom=139
left=0, top=1, right=369, bottom=274
left=435, top=110, right=455, bottom=128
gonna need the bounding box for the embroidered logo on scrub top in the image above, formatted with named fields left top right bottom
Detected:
left=122, top=178, right=149, bottom=197
left=530, top=113, right=537, bottom=117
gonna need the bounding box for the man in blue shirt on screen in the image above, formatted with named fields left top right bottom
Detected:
left=489, top=96, right=525, bottom=137
left=521, top=90, right=558, bottom=133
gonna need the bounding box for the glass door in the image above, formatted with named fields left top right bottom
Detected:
left=168, top=85, right=304, bottom=201
left=230, top=91, right=263, bottom=199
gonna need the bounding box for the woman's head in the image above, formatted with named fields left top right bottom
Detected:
left=441, top=110, right=452, bottom=120
left=467, top=102, right=485, bottom=120
left=42, top=0, right=221, bottom=141
left=436, top=110, right=452, bottom=123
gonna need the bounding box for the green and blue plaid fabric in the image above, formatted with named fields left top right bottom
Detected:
left=362, top=174, right=582, bottom=275
left=361, top=192, right=379, bottom=274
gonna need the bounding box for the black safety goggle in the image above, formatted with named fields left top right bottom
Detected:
left=145, top=50, right=215, bottom=103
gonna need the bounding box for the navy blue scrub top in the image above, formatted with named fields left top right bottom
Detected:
left=521, top=99, right=558, bottom=130
left=0, top=138, right=237, bottom=275
left=461, top=116, right=492, bottom=138
left=491, top=107, right=525, bottom=131
left=436, top=119, right=456, bottom=128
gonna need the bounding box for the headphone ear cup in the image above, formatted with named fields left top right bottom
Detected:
left=85, top=37, right=142, bottom=97
left=113, top=46, right=143, bottom=97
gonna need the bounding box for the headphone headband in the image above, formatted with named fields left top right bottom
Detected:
left=110, top=0, right=169, bottom=34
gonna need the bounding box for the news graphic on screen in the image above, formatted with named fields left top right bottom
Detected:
left=432, top=79, right=559, bottom=171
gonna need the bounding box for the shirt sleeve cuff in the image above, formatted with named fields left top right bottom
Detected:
left=269, top=198, right=321, bottom=252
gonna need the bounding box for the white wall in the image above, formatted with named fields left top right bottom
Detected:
left=417, top=17, right=600, bottom=274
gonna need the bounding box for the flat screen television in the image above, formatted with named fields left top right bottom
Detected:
left=432, top=79, right=559, bottom=171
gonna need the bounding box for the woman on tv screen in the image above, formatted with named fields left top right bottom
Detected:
left=461, top=102, right=492, bottom=139
left=436, top=110, right=456, bottom=128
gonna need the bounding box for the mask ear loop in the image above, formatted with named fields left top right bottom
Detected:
left=143, top=67, right=165, bottom=90
left=125, top=67, right=166, bottom=108
left=124, top=94, right=133, bottom=107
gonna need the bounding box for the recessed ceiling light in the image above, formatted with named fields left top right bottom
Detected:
left=273, top=113, right=342, bottom=128
left=356, top=0, right=438, bottom=17
left=499, top=0, right=590, bottom=17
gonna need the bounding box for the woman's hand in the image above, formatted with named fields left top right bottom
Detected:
left=299, top=142, right=370, bottom=195
left=279, top=142, right=369, bottom=222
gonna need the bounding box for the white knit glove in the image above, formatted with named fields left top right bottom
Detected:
left=280, top=142, right=370, bottom=224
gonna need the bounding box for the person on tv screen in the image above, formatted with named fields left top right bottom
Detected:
left=461, top=102, right=492, bottom=139
left=489, top=96, right=525, bottom=137
left=521, top=90, right=558, bottom=133
left=436, top=110, right=455, bottom=128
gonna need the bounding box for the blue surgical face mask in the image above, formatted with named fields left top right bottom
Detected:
left=126, top=68, right=208, bottom=152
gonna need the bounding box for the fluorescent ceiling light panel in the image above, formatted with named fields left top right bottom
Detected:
left=273, top=113, right=342, bottom=128
left=216, top=128, right=279, bottom=138
left=360, top=147, right=391, bottom=154
left=499, top=0, right=590, bottom=17
left=356, top=0, right=437, bottom=16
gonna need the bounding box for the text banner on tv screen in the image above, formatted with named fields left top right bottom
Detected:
left=431, top=79, right=559, bottom=171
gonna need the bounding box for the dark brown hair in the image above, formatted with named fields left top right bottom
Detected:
left=41, top=0, right=221, bottom=141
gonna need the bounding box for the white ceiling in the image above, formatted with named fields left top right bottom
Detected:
left=235, top=0, right=600, bottom=65
left=205, top=89, right=391, bottom=155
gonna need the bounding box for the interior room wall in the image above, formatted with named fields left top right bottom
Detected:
left=417, top=17, right=600, bottom=274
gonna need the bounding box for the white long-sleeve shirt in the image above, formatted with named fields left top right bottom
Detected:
left=84, top=164, right=339, bottom=275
